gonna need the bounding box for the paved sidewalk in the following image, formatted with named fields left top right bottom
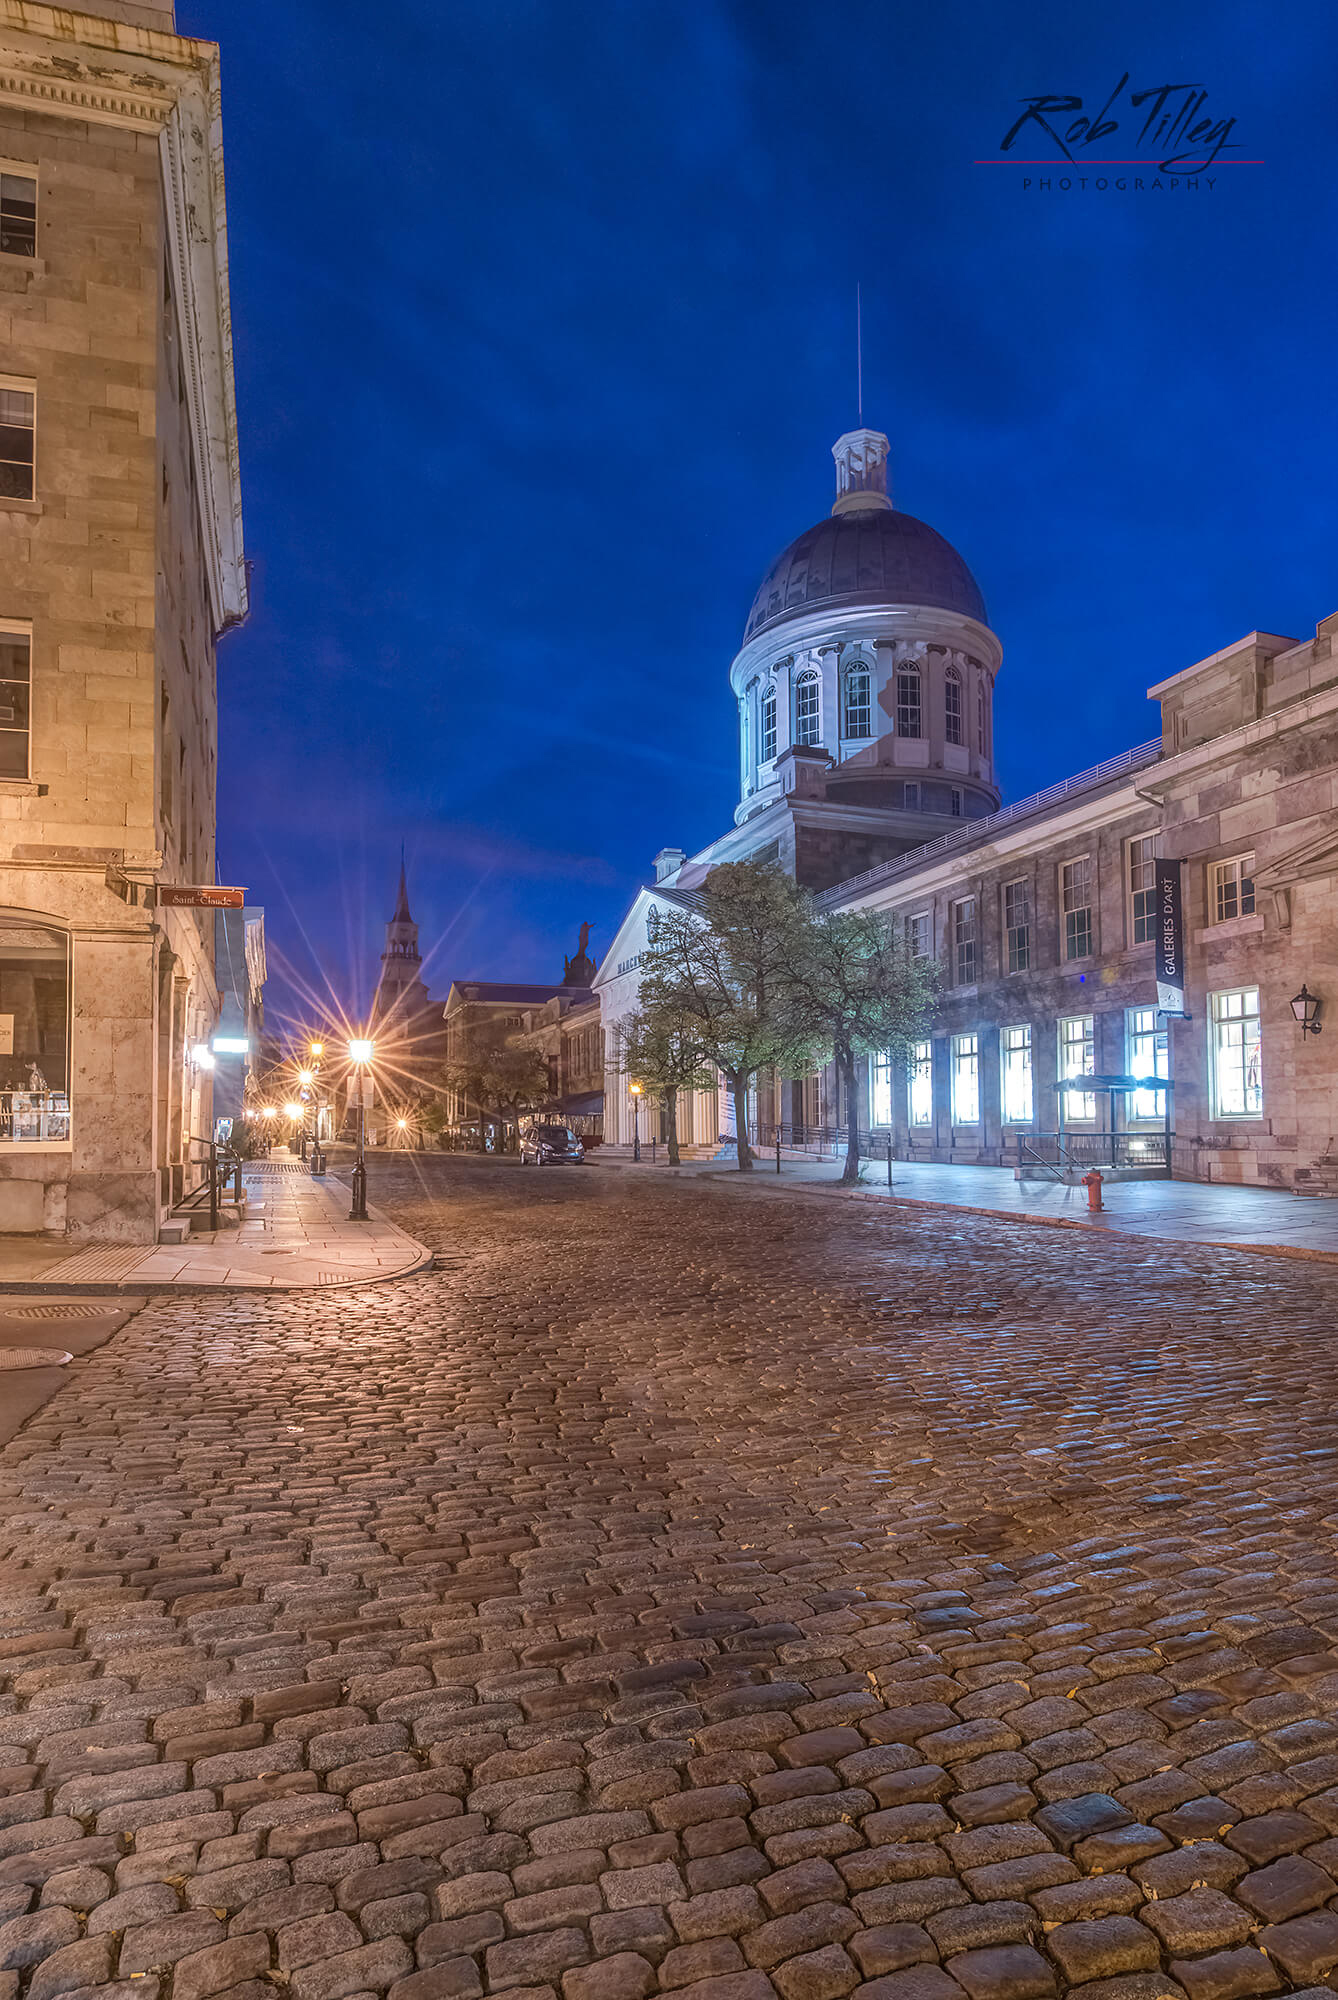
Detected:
left=0, top=1158, right=431, bottom=1292
left=594, top=1149, right=1338, bottom=1257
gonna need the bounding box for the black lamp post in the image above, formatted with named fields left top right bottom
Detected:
left=1291, top=985, right=1323, bottom=1037
left=630, top=1080, right=642, bottom=1163
left=348, top=1037, right=374, bottom=1219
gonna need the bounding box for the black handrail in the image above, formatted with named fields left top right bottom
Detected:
left=181, top=1135, right=242, bottom=1232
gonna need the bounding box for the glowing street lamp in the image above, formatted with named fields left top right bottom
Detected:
left=347, top=1036, right=374, bottom=1220
left=283, top=1101, right=302, bottom=1121
left=629, top=1079, right=643, bottom=1164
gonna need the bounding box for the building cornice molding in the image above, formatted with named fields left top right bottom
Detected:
left=730, top=605, right=1001, bottom=695
left=1137, top=681, right=1338, bottom=798
left=0, top=3, right=247, bottom=630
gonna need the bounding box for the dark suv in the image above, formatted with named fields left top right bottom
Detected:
left=519, top=1120, right=585, bottom=1166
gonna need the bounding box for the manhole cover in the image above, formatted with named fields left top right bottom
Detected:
left=0, top=1348, right=71, bottom=1368
left=3, top=1303, right=108, bottom=1321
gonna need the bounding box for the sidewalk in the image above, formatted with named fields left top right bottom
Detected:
left=0, top=1158, right=432, bottom=1292
left=594, top=1148, right=1338, bottom=1259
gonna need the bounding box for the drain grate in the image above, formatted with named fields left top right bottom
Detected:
left=0, top=1347, right=71, bottom=1368
left=3, top=1303, right=111, bottom=1321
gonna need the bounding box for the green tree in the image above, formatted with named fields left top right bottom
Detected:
left=784, top=906, right=939, bottom=1183
left=443, top=1026, right=553, bottom=1152
left=639, top=861, right=815, bottom=1172
left=618, top=1007, right=716, bottom=1166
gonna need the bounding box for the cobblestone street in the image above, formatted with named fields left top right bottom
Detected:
left=3, top=1158, right=1338, bottom=2000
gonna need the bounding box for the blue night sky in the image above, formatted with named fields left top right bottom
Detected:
left=178, top=0, right=1338, bottom=1031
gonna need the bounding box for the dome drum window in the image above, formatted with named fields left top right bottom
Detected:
left=793, top=671, right=821, bottom=748
left=945, top=666, right=964, bottom=746
left=896, top=664, right=923, bottom=739
left=843, top=663, right=872, bottom=740
left=760, top=686, right=777, bottom=764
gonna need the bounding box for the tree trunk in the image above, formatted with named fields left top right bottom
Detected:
left=732, top=1074, right=753, bottom=1172
left=839, top=1046, right=861, bottom=1183
left=666, top=1086, right=680, bottom=1167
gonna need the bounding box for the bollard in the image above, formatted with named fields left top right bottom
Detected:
left=1083, top=1169, right=1104, bottom=1212
left=349, top=1157, right=368, bottom=1220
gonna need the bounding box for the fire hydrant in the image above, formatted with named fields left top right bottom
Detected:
left=1083, top=1169, right=1104, bottom=1212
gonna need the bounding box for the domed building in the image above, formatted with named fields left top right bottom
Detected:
left=656, top=427, right=1001, bottom=896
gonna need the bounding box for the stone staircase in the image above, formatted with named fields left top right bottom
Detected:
left=1294, top=1152, right=1338, bottom=1195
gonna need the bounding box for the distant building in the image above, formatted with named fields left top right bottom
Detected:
left=0, top=0, right=246, bottom=1235
left=360, top=861, right=444, bottom=1139
left=443, top=927, right=603, bottom=1143
left=599, top=425, right=1338, bottom=1190
left=212, top=907, right=265, bottom=1134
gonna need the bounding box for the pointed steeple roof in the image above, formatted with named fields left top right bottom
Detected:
left=391, top=843, right=412, bottom=924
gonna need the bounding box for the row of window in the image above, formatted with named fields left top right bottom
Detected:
left=754, top=661, right=987, bottom=764
left=869, top=990, right=1262, bottom=1129
left=905, top=838, right=1256, bottom=985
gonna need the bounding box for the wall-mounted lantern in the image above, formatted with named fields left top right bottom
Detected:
left=1291, top=985, right=1323, bottom=1037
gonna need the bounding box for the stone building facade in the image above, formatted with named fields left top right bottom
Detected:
left=0, top=0, right=246, bottom=1235
left=597, top=424, right=1338, bottom=1191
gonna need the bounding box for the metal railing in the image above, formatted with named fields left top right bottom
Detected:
left=178, top=1135, right=243, bottom=1233
left=1017, top=1131, right=1171, bottom=1172
left=816, top=738, right=1164, bottom=905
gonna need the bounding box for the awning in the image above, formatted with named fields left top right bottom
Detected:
left=561, top=1092, right=604, bottom=1117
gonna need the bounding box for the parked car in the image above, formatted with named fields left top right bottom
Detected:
left=519, top=1120, right=586, bottom=1166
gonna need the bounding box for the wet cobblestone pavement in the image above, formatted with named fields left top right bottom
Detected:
left=1, top=1156, right=1338, bottom=2000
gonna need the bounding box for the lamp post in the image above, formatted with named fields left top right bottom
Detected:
left=348, top=1037, right=374, bottom=1220
left=629, top=1080, right=642, bottom=1163
left=308, top=1043, right=326, bottom=1172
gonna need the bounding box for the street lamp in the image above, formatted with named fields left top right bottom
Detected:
left=347, top=1036, right=374, bottom=1220
left=629, top=1080, right=642, bottom=1164
left=1291, top=985, right=1323, bottom=1037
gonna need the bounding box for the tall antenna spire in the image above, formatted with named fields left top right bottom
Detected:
left=856, top=284, right=863, bottom=425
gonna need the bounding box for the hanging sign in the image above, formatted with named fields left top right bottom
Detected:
left=1154, top=859, right=1186, bottom=1015
left=157, top=886, right=246, bottom=908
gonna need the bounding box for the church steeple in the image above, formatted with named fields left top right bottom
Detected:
left=375, top=851, right=426, bottom=1020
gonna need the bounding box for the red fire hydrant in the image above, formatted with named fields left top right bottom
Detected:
left=1083, top=1169, right=1104, bottom=1212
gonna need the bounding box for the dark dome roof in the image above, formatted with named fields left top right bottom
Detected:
left=744, top=506, right=987, bottom=643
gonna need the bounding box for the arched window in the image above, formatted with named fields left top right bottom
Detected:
left=760, top=685, right=777, bottom=764
left=793, top=671, right=821, bottom=747
left=976, top=683, right=986, bottom=756
left=896, top=663, right=922, bottom=738
left=843, top=664, right=872, bottom=739
left=945, top=665, right=964, bottom=746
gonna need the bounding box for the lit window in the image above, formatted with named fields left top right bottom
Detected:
left=906, top=911, right=931, bottom=959
left=0, top=384, right=34, bottom=501
left=951, top=1032, right=979, bottom=1123
left=944, top=666, right=964, bottom=745
left=1062, top=855, right=1093, bottom=960
left=977, top=684, right=986, bottom=755
left=0, top=173, right=36, bottom=259
left=1211, top=855, right=1255, bottom=924
left=1059, top=1013, right=1095, bottom=1120
left=896, top=664, right=922, bottom=738
left=0, top=920, right=69, bottom=1142
left=951, top=897, right=976, bottom=987
left=1128, top=835, right=1157, bottom=945
left=760, top=686, right=777, bottom=763
left=794, top=672, right=821, bottom=747
left=844, top=665, right=872, bottom=739
left=1004, top=878, right=1031, bottom=973
left=908, top=1039, right=933, bottom=1126
left=1000, top=1024, right=1033, bottom=1124
left=1126, top=1005, right=1168, bottom=1120
left=869, top=1049, right=893, bottom=1127
left=1210, top=987, right=1262, bottom=1118
left=0, top=628, right=30, bottom=780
